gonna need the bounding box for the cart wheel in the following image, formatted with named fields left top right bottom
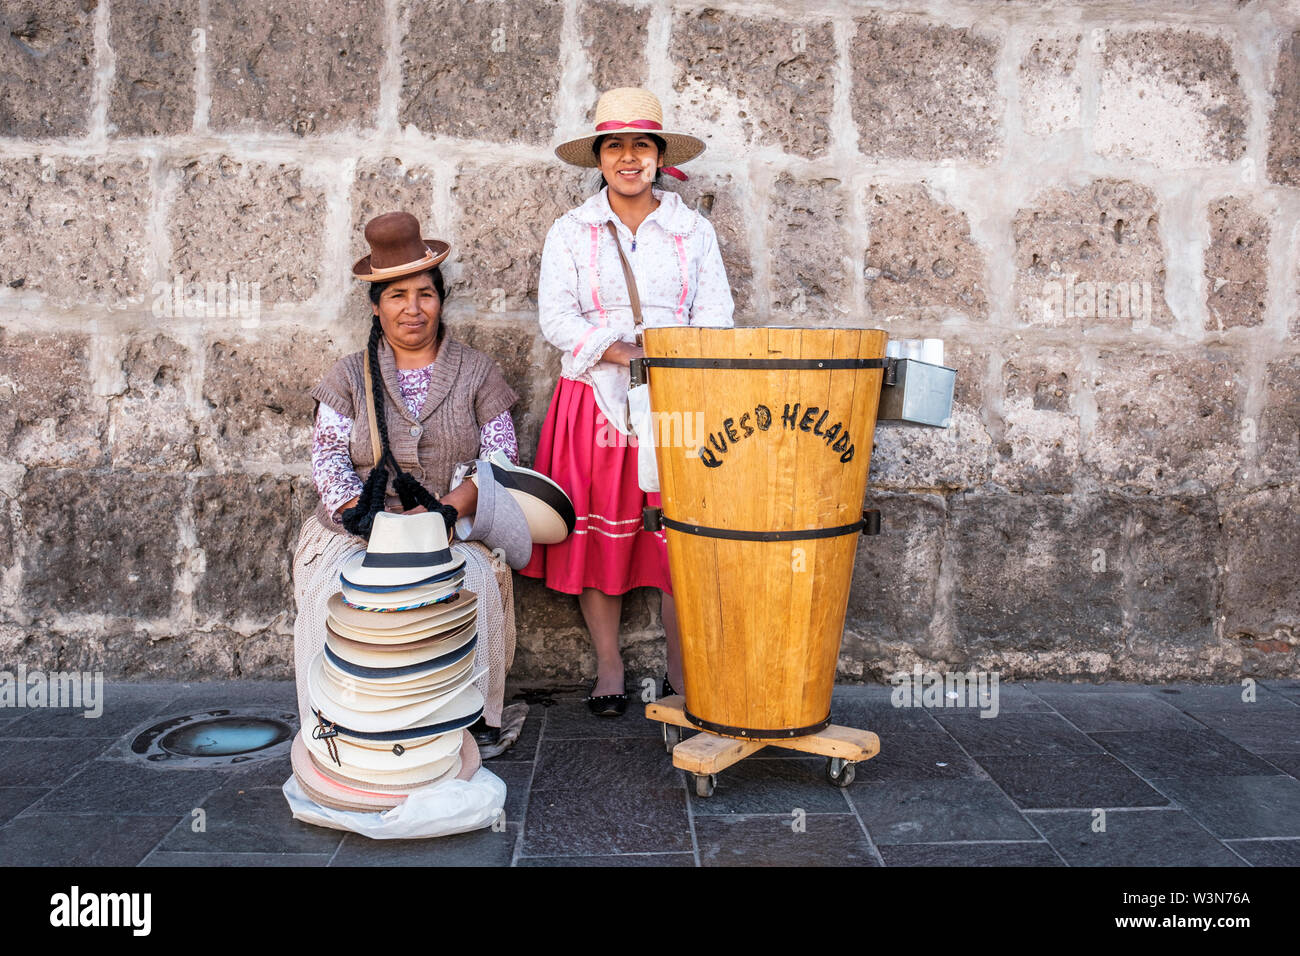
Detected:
left=825, top=757, right=856, bottom=788
left=692, top=773, right=717, bottom=798
left=662, top=723, right=681, bottom=753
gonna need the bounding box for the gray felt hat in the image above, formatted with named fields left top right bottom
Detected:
left=453, top=459, right=533, bottom=570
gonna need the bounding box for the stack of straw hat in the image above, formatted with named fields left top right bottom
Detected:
left=293, top=512, right=487, bottom=812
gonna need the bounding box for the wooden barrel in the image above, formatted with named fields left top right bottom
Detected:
left=642, top=327, right=888, bottom=739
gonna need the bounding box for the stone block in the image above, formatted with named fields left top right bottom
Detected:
left=1123, top=495, right=1219, bottom=653
left=1087, top=347, right=1243, bottom=493
left=232, top=625, right=295, bottom=679
left=842, top=493, right=946, bottom=668
left=995, top=345, right=1082, bottom=493
left=0, top=330, right=107, bottom=468
left=193, top=475, right=296, bottom=622
left=0, top=0, right=95, bottom=136
left=208, top=0, right=383, bottom=134
left=863, top=182, right=987, bottom=321
left=167, top=156, right=327, bottom=306
left=673, top=174, right=755, bottom=319
left=870, top=340, right=992, bottom=491
left=17, top=469, right=182, bottom=619
left=950, top=494, right=1127, bottom=663
left=1204, top=196, right=1268, bottom=330
left=580, top=0, right=649, bottom=99
left=109, top=334, right=199, bottom=471
left=671, top=8, right=834, bottom=159
left=1095, top=29, right=1246, bottom=165
left=199, top=331, right=337, bottom=471
left=448, top=316, right=558, bottom=467
left=766, top=174, right=851, bottom=323
left=1020, top=32, right=1081, bottom=137
left=400, top=0, right=563, bottom=144
left=1267, top=30, right=1300, bottom=186
left=1221, top=489, right=1300, bottom=644
left=109, top=0, right=197, bottom=136
left=0, top=157, right=152, bottom=306
left=1013, top=179, right=1169, bottom=330
left=350, top=158, right=437, bottom=238
left=851, top=15, right=1001, bottom=162
left=449, top=162, right=586, bottom=312
left=1258, top=358, right=1300, bottom=482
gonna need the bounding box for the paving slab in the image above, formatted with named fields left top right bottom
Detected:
left=531, top=736, right=682, bottom=791
left=158, top=785, right=345, bottom=854
left=849, top=779, right=1039, bottom=845
left=1029, top=809, right=1245, bottom=867
left=1091, top=730, right=1284, bottom=778
left=331, top=824, right=519, bottom=866
left=976, top=754, right=1170, bottom=810
left=1149, top=775, right=1300, bottom=840
left=1044, top=693, right=1204, bottom=732
left=878, top=841, right=1064, bottom=866
left=689, top=758, right=852, bottom=816
left=694, top=813, right=880, bottom=867
left=0, top=813, right=181, bottom=866
left=853, top=731, right=989, bottom=781
left=1223, top=838, right=1300, bottom=866
left=519, top=788, right=692, bottom=857
left=1181, top=709, right=1300, bottom=754
left=936, top=713, right=1104, bottom=756
left=33, top=761, right=229, bottom=816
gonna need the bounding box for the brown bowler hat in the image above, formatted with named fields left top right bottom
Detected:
left=352, top=212, right=450, bottom=282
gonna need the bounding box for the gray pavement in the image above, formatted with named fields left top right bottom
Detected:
left=1, top=679, right=1298, bottom=866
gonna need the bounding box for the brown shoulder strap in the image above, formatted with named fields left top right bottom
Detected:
left=606, top=220, right=643, bottom=327
left=363, top=349, right=382, bottom=469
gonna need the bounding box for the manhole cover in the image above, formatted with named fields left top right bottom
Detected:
left=131, top=708, right=297, bottom=768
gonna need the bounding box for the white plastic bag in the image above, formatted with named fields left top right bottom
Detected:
left=627, top=382, right=659, bottom=493
left=282, top=767, right=507, bottom=840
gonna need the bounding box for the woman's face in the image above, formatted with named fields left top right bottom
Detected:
left=598, top=133, right=662, bottom=200
left=372, top=272, right=441, bottom=354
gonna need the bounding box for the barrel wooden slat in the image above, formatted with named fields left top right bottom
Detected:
left=644, top=326, right=886, bottom=738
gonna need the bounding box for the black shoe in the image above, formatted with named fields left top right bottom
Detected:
left=467, top=716, right=500, bottom=747
left=586, top=682, right=627, bottom=717
left=662, top=673, right=676, bottom=698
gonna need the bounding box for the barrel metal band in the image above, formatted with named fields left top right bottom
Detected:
left=683, top=707, right=833, bottom=740
left=659, top=515, right=865, bottom=541
left=641, top=357, right=887, bottom=370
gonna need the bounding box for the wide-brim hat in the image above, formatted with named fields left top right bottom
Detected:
left=554, top=87, right=705, bottom=171
left=315, top=682, right=485, bottom=746
left=327, top=589, right=478, bottom=640
left=291, top=732, right=405, bottom=812
left=324, top=618, right=477, bottom=671
left=308, top=741, right=462, bottom=790
left=352, top=211, right=450, bottom=282
left=479, top=450, right=576, bottom=545
left=310, top=664, right=484, bottom=734
left=304, top=723, right=463, bottom=774
left=322, top=633, right=479, bottom=684
left=339, top=572, right=465, bottom=612
left=453, top=460, right=533, bottom=570
left=340, top=511, right=463, bottom=590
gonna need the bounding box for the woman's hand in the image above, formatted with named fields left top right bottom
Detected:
left=601, top=340, right=645, bottom=368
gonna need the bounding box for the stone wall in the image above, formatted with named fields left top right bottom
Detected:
left=1, top=0, right=1297, bottom=684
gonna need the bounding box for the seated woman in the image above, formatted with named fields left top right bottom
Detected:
left=292, top=211, right=519, bottom=750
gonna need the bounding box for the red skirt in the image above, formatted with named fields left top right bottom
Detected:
left=520, top=378, right=672, bottom=596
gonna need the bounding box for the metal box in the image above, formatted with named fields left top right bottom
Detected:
left=877, top=358, right=956, bottom=428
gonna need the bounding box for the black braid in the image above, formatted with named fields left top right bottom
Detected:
left=341, top=313, right=457, bottom=538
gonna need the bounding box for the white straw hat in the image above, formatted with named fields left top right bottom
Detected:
left=555, top=87, right=705, bottom=173
left=340, top=511, right=464, bottom=589
left=326, top=589, right=477, bottom=638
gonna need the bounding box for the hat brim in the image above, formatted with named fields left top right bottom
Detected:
left=303, top=724, right=463, bottom=774
left=554, top=129, right=706, bottom=169
left=480, top=454, right=577, bottom=545
left=352, top=239, right=451, bottom=281
left=327, top=589, right=478, bottom=640
left=338, top=573, right=465, bottom=611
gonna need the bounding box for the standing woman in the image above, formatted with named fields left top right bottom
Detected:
left=520, top=88, right=734, bottom=715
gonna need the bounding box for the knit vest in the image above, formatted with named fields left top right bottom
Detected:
left=310, top=335, right=518, bottom=533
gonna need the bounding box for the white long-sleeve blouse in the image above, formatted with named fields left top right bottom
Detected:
left=537, top=186, right=735, bottom=431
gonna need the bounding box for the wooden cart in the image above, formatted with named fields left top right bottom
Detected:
left=646, top=694, right=880, bottom=797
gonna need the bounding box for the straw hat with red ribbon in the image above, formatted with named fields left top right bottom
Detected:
left=554, top=87, right=705, bottom=181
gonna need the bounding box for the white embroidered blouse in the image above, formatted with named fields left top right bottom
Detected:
left=537, top=186, right=735, bottom=431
